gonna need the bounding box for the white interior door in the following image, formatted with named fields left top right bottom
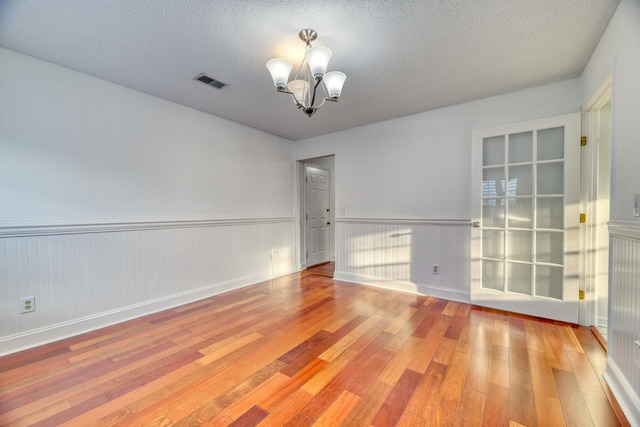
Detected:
left=306, top=165, right=330, bottom=267
left=471, top=113, right=581, bottom=323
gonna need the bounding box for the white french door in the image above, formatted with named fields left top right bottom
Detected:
left=470, top=113, right=581, bottom=323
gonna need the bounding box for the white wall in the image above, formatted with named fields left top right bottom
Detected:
left=0, top=48, right=296, bottom=355
left=295, top=79, right=582, bottom=219
left=581, top=0, right=640, bottom=222
left=581, top=0, right=640, bottom=423
left=295, top=79, right=582, bottom=301
left=0, top=47, right=293, bottom=222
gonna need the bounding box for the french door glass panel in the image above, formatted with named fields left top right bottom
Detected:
left=509, top=131, right=533, bottom=163
left=482, top=260, right=504, bottom=291
left=508, top=197, right=533, bottom=228
left=537, top=163, right=564, bottom=194
left=507, top=263, right=532, bottom=295
left=483, top=136, right=505, bottom=165
left=537, top=127, right=564, bottom=160
left=536, top=197, right=564, bottom=229
left=507, top=231, right=532, bottom=262
left=483, top=199, right=505, bottom=228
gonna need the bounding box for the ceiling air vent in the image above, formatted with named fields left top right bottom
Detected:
left=195, top=73, right=227, bottom=89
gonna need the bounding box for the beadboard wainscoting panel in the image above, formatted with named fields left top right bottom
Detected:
left=334, top=218, right=471, bottom=302
left=0, top=217, right=295, bottom=355
left=605, top=220, right=640, bottom=425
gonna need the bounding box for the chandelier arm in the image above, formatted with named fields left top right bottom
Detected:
left=319, top=78, right=329, bottom=99
left=315, top=98, right=328, bottom=110
left=311, top=96, right=338, bottom=113
left=309, top=78, right=322, bottom=110
left=288, top=92, right=304, bottom=109
left=293, top=59, right=305, bottom=82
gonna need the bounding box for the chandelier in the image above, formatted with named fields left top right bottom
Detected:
left=266, top=29, right=346, bottom=117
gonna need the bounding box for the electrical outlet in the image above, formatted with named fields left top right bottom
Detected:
left=20, top=296, right=35, bottom=314
left=432, top=264, right=439, bottom=275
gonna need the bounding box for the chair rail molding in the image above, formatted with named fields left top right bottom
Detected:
left=0, top=215, right=295, bottom=237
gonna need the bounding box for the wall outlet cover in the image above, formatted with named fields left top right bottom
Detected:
left=20, top=296, right=35, bottom=314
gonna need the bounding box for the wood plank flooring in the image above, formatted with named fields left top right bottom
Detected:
left=0, top=272, right=628, bottom=426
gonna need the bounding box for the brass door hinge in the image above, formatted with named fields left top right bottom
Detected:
left=581, top=136, right=587, bottom=146
left=579, top=290, right=585, bottom=300
left=580, top=213, right=586, bottom=223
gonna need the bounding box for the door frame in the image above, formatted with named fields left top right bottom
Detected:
left=298, top=156, right=335, bottom=270
left=580, top=75, right=612, bottom=329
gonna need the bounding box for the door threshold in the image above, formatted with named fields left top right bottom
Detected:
left=303, top=262, right=335, bottom=278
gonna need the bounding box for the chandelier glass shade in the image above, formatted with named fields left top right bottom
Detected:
left=266, top=29, right=346, bottom=117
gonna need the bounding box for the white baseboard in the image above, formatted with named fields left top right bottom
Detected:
left=598, top=315, right=608, bottom=331
left=0, top=270, right=291, bottom=356
left=416, top=283, right=471, bottom=304
left=604, top=358, right=640, bottom=426
left=334, top=272, right=470, bottom=303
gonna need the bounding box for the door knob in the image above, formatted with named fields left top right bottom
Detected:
left=471, top=221, right=480, bottom=228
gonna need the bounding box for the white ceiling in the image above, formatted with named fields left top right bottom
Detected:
left=0, top=0, right=619, bottom=141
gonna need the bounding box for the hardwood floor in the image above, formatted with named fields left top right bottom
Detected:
left=0, top=273, right=628, bottom=426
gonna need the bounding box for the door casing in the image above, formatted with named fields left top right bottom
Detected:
left=580, top=75, right=612, bottom=332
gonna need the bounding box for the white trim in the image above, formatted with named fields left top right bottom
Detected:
left=417, top=284, right=471, bottom=303
left=334, top=272, right=471, bottom=303
left=580, top=110, right=598, bottom=327
left=336, top=217, right=471, bottom=226
left=583, top=73, right=613, bottom=112
left=580, top=79, right=612, bottom=328
left=604, top=360, right=640, bottom=427
left=0, top=271, right=288, bottom=357
left=609, top=219, right=640, bottom=240
left=0, top=216, right=295, bottom=237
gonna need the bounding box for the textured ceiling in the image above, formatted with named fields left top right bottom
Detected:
left=0, top=0, right=619, bottom=141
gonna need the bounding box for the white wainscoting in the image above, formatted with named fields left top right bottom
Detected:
left=334, top=218, right=471, bottom=302
left=606, top=220, right=640, bottom=426
left=0, top=217, right=295, bottom=356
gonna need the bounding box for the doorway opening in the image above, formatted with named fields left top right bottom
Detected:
left=581, top=78, right=612, bottom=341
left=299, top=155, right=335, bottom=272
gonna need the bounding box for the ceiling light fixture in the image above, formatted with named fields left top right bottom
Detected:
left=266, top=29, right=346, bottom=117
